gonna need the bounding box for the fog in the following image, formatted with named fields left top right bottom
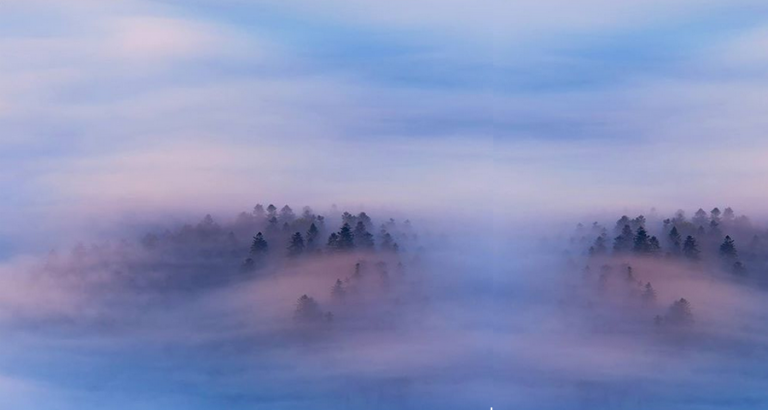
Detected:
left=0, top=204, right=767, bottom=409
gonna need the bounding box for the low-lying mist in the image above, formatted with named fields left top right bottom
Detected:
left=1, top=204, right=768, bottom=409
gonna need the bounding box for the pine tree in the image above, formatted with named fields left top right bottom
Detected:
left=266, top=204, right=277, bottom=218
left=723, top=207, right=735, bottom=222
left=719, top=235, right=738, bottom=260
left=613, top=225, right=634, bottom=253
left=250, top=232, right=269, bottom=256
left=710, top=207, right=721, bottom=222
left=337, top=223, right=355, bottom=250
left=331, top=279, right=346, bottom=301
left=668, top=226, right=682, bottom=253
left=666, top=298, right=694, bottom=326
left=306, top=223, right=319, bottom=251
left=253, top=204, right=265, bottom=218
left=589, top=234, right=608, bottom=255
left=380, top=232, right=395, bottom=252
left=682, top=236, right=700, bottom=260
left=294, top=294, right=323, bottom=323
left=693, top=208, right=708, bottom=226
left=353, top=221, right=374, bottom=249
left=633, top=226, right=651, bottom=254
left=327, top=233, right=339, bottom=250
left=280, top=205, right=295, bottom=223
left=287, top=232, right=305, bottom=257
left=649, top=236, right=661, bottom=255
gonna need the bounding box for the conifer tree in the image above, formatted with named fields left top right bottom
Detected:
left=353, top=221, right=374, bottom=249
left=294, top=294, right=323, bottom=323
left=613, top=225, right=634, bottom=253
left=250, top=232, right=269, bottom=256
left=331, top=279, right=346, bottom=301
left=337, top=223, right=355, bottom=250
left=666, top=298, right=694, bottom=326
left=682, top=236, right=700, bottom=260
left=693, top=208, right=708, bottom=226
left=306, top=223, right=319, bottom=251
left=287, top=232, right=305, bottom=257
left=668, top=226, right=682, bottom=253
left=327, top=233, right=339, bottom=250
left=633, top=226, right=651, bottom=253
left=719, top=235, right=738, bottom=261
left=649, top=236, right=661, bottom=255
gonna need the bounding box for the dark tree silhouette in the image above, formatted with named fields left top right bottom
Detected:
left=266, top=204, right=277, bottom=218
left=613, top=225, right=634, bottom=253
left=337, top=223, right=355, bottom=250
left=353, top=221, right=374, bottom=249
left=589, top=234, right=608, bottom=255
left=380, top=231, right=395, bottom=252
left=250, top=232, right=269, bottom=256
left=633, top=226, right=651, bottom=254
left=287, top=232, right=305, bottom=257
left=327, top=233, right=339, bottom=250
left=719, top=235, right=738, bottom=261
left=294, top=294, right=323, bottom=323
left=280, top=205, right=295, bottom=223
left=710, top=207, right=721, bottom=222
left=306, top=223, right=319, bottom=251
left=253, top=204, right=265, bottom=218
left=331, top=279, right=346, bottom=301
left=723, top=207, right=735, bottom=222
left=668, top=226, right=682, bottom=253
left=693, top=208, right=708, bottom=227
left=614, top=216, right=630, bottom=235
left=666, top=298, right=694, bottom=326
left=682, top=236, right=700, bottom=260
left=649, top=236, right=661, bottom=255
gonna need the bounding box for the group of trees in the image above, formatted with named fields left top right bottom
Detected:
left=587, top=262, right=695, bottom=328
left=293, top=258, right=407, bottom=327
left=585, top=207, right=753, bottom=275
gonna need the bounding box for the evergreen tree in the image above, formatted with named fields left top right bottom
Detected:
left=294, top=294, right=323, bottom=323
left=631, top=215, right=646, bottom=231
left=353, top=221, right=374, bottom=249
left=337, top=223, right=355, bottom=250
left=266, top=204, right=277, bottom=218
left=280, top=205, right=295, bottom=223
left=357, top=212, right=372, bottom=228
left=327, top=233, right=339, bottom=250
left=668, top=226, right=682, bottom=253
left=250, top=232, right=269, bottom=256
left=306, top=223, right=319, bottom=250
left=719, top=235, right=738, bottom=260
left=649, top=236, right=661, bottom=255
left=287, top=232, right=305, bottom=257
left=380, top=232, right=395, bottom=252
left=253, top=204, right=265, bottom=218
left=666, top=298, right=694, bottom=326
left=723, top=207, right=735, bottom=222
left=331, top=279, right=346, bottom=301
left=693, top=208, right=708, bottom=226
left=614, top=216, right=631, bottom=235
left=682, top=236, right=700, bottom=260
left=589, top=234, right=608, bottom=255
left=633, top=226, right=651, bottom=253
left=613, top=225, right=634, bottom=253
left=710, top=207, right=721, bottom=222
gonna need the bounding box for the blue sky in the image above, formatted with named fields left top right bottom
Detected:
left=3, top=0, right=768, bottom=251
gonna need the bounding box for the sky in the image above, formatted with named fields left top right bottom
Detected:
left=3, top=0, right=768, bottom=253
left=4, top=2, right=768, bottom=409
